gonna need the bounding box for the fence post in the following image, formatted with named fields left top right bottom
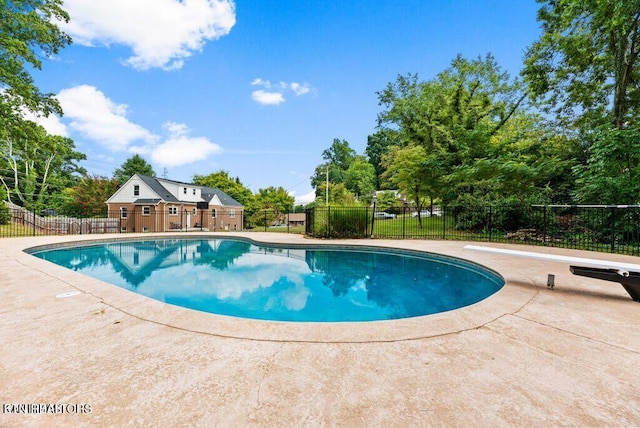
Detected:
left=287, top=212, right=290, bottom=234
left=327, top=206, right=331, bottom=238
left=543, top=205, right=547, bottom=245
left=488, top=206, right=493, bottom=242
left=402, top=204, right=406, bottom=239
left=610, top=206, right=616, bottom=253
left=32, top=209, right=36, bottom=237
left=264, top=210, right=267, bottom=232
left=442, top=207, right=446, bottom=240
left=370, top=201, right=376, bottom=239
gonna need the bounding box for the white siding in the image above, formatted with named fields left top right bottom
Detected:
left=107, top=176, right=158, bottom=203
left=156, top=179, right=202, bottom=203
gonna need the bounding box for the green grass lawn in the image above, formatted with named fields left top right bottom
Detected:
left=372, top=214, right=450, bottom=237
left=0, top=222, right=44, bottom=238
left=244, top=225, right=306, bottom=234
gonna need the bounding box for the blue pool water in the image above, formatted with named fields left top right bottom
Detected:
left=31, top=238, right=504, bottom=322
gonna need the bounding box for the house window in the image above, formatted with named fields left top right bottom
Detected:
left=121, top=207, right=128, bottom=218
left=169, top=206, right=177, bottom=215
left=183, top=187, right=187, bottom=194
left=133, top=185, right=139, bottom=196
left=211, top=209, right=216, bottom=218
left=142, top=206, right=150, bottom=216
left=121, top=226, right=127, bottom=232
left=229, top=209, right=236, bottom=218
left=192, top=188, right=196, bottom=195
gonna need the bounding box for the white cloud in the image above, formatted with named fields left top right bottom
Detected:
left=57, top=85, right=157, bottom=150
left=52, top=85, right=222, bottom=167
left=250, top=78, right=314, bottom=105
left=252, top=90, right=285, bottom=105
left=58, top=0, right=236, bottom=70
left=250, top=78, right=270, bottom=88
left=22, top=110, right=69, bottom=137
left=290, top=82, right=311, bottom=96
left=296, top=190, right=317, bottom=204
left=147, top=122, right=222, bottom=166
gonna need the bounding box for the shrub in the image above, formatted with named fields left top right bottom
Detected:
left=313, top=206, right=369, bottom=238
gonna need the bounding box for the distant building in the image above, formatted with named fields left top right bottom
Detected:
left=106, top=174, right=243, bottom=232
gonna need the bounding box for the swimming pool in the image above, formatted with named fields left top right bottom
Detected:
left=30, top=238, right=504, bottom=322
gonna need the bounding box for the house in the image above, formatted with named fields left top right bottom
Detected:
left=287, top=213, right=306, bottom=227
left=106, top=174, right=244, bottom=232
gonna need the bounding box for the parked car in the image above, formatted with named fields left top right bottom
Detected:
left=412, top=208, right=441, bottom=217
left=374, top=212, right=396, bottom=219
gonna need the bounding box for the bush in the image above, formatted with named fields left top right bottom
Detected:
left=313, top=206, right=370, bottom=238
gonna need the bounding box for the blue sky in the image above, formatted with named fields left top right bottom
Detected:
left=31, top=0, right=541, bottom=203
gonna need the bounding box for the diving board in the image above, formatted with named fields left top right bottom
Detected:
left=463, top=245, right=640, bottom=302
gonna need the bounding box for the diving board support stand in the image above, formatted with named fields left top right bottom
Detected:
left=463, top=245, right=640, bottom=302
left=569, top=266, right=640, bottom=302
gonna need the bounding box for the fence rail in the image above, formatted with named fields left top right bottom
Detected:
left=304, top=205, right=640, bottom=256
left=2, top=203, right=639, bottom=256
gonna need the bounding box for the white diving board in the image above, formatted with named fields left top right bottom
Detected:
left=463, top=245, right=640, bottom=302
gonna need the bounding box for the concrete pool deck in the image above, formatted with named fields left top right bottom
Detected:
left=0, top=232, right=638, bottom=426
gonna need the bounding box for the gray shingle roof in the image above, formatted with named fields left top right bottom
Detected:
left=201, top=187, right=243, bottom=207
left=138, top=175, right=181, bottom=203
left=137, top=175, right=242, bottom=207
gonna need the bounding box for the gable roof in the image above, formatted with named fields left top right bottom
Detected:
left=136, top=175, right=243, bottom=207
left=138, top=175, right=180, bottom=203
left=201, top=187, right=243, bottom=207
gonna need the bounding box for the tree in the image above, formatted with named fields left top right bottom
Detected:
left=376, top=55, right=526, bottom=204
left=381, top=145, right=436, bottom=227
left=0, top=0, right=72, bottom=120
left=313, top=182, right=357, bottom=206
left=113, top=154, right=155, bottom=184
left=344, top=156, right=376, bottom=202
left=61, top=174, right=119, bottom=216
left=247, top=186, right=294, bottom=226
left=455, top=113, right=580, bottom=205
left=192, top=170, right=253, bottom=207
left=573, top=127, right=640, bottom=203
left=365, top=129, right=399, bottom=188
left=375, top=190, right=401, bottom=212
left=310, top=138, right=356, bottom=192
left=523, top=0, right=640, bottom=130
left=0, top=120, right=85, bottom=211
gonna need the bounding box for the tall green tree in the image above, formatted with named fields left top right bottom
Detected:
left=459, top=113, right=579, bottom=205
left=365, top=129, right=399, bottom=188
left=523, top=0, right=640, bottom=203
left=0, top=120, right=85, bottom=211
left=113, top=154, right=155, bottom=184
left=377, top=54, right=525, bottom=204
left=523, top=0, right=640, bottom=130
left=310, top=138, right=356, bottom=194
left=192, top=170, right=253, bottom=206
left=381, top=145, right=437, bottom=227
left=344, top=156, right=376, bottom=202
left=0, top=0, right=71, bottom=120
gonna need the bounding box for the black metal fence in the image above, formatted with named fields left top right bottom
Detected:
left=305, top=205, right=640, bottom=255
left=3, top=203, right=639, bottom=255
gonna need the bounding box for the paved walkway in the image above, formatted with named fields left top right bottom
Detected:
left=1, top=233, right=639, bottom=426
